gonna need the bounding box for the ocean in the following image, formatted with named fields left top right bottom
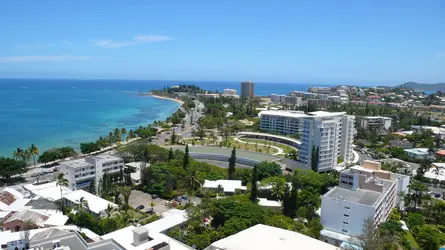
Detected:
left=0, top=78, right=327, bottom=157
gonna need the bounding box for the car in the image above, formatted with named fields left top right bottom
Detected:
left=135, top=205, right=144, bottom=210
left=434, top=193, right=441, bottom=198
left=174, top=196, right=182, bottom=202
left=151, top=194, right=159, bottom=199
left=145, top=208, right=154, bottom=214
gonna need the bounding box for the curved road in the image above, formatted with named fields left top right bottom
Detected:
left=233, top=137, right=283, bottom=156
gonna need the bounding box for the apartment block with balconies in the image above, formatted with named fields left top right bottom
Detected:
left=59, top=155, right=124, bottom=193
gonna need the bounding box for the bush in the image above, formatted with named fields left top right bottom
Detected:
left=141, top=214, right=162, bottom=225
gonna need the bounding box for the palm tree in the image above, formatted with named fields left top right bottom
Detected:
left=120, top=186, right=132, bottom=209
left=149, top=201, right=156, bottom=210
left=117, top=209, right=130, bottom=227
left=128, top=129, right=135, bottom=140
left=209, top=131, right=217, bottom=145
left=13, top=148, right=31, bottom=162
left=105, top=204, right=115, bottom=218
left=121, top=128, right=127, bottom=142
left=270, top=180, right=286, bottom=200
left=76, top=197, right=89, bottom=212
left=28, top=144, right=39, bottom=168
left=55, top=173, right=69, bottom=208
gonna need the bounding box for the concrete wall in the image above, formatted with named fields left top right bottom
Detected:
left=190, top=153, right=260, bottom=166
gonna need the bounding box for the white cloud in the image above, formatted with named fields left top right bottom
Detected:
left=437, top=53, right=445, bottom=58
left=0, top=55, right=96, bottom=62
left=93, top=34, right=172, bottom=48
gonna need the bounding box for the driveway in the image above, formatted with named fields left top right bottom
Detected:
left=128, top=190, right=170, bottom=214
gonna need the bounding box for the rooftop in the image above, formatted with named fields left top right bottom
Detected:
left=60, top=158, right=93, bottom=169
left=24, top=181, right=73, bottom=201
left=258, top=198, right=281, bottom=207
left=206, top=224, right=338, bottom=250
left=237, top=131, right=301, bottom=144
left=324, top=186, right=382, bottom=207
left=92, top=154, right=123, bottom=161
left=63, top=190, right=117, bottom=214
left=203, top=180, right=247, bottom=193
left=404, top=148, right=429, bottom=155
left=4, top=210, right=49, bottom=226
left=259, top=110, right=309, bottom=118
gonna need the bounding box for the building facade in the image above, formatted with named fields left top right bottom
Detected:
left=223, top=88, right=237, bottom=95
left=240, top=81, right=255, bottom=99
left=59, top=155, right=124, bottom=192
left=259, top=110, right=355, bottom=172
left=360, top=116, right=392, bottom=135
left=320, top=161, right=409, bottom=247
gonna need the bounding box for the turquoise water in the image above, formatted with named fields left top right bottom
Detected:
left=0, top=79, right=180, bottom=157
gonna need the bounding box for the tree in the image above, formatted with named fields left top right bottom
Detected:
left=417, top=226, right=441, bottom=250
left=183, top=144, right=190, bottom=169
left=0, top=157, right=27, bottom=181
left=255, top=161, right=282, bottom=181
left=13, top=148, right=30, bottom=162
left=288, top=178, right=298, bottom=218
left=80, top=142, right=100, bottom=154
left=168, top=148, right=174, bottom=162
left=407, top=180, right=428, bottom=210
left=76, top=197, right=89, bottom=212
left=250, top=165, right=259, bottom=202
left=228, top=147, right=236, bottom=180
left=196, top=126, right=206, bottom=140
left=28, top=144, right=39, bottom=168
left=287, top=149, right=298, bottom=161
left=120, top=128, right=127, bottom=142
left=171, top=130, right=176, bottom=145
left=431, top=200, right=445, bottom=226
left=311, top=146, right=319, bottom=172
left=55, top=173, right=69, bottom=209
left=282, top=183, right=293, bottom=217
left=120, top=186, right=132, bottom=210
left=105, top=204, right=115, bottom=218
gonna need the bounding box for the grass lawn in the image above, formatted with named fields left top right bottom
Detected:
left=183, top=138, right=216, bottom=146
left=404, top=231, right=419, bottom=249
left=225, top=138, right=278, bottom=154
left=126, top=209, right=148, bottom=221
left=237, top=138, right=298, bottom=154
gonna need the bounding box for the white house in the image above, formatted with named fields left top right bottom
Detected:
left=360, top=116, right=392, bottom=135
left=62, top=190, right=117, bottom=216
left=202, top=180, right=247, bottom=194
left=404, top=148, right=433, bottom=160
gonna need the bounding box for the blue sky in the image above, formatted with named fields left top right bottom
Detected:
left=0, top=0, right=444, bottom=85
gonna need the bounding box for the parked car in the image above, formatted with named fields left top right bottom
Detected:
left=136, top=205, right=144, bottom=210
left=182, top=195, right=188, bottom=200
left=146, top=208, right=154, bottom=214
left=174, top=196, right=182, bottom=202
left=151, top=194, right=159, bottom=199
left=434, top=193, right=441, bottom=198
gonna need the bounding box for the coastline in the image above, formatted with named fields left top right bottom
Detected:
left=150, top=94, right=185, bottom=105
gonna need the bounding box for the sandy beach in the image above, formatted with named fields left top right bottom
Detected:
left=151, top=94, right=184, bottom=105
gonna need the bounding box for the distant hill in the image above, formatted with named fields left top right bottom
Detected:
left=397, top=82, right=445, bottom=91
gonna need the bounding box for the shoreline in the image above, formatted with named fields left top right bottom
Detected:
left=150, top=94, right=185, bottom=105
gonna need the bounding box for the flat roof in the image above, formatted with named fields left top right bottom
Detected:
left=324, top=186, right=382, bottom=207
left=93, top=154, right=122, bottom=161
left=237, top=131, right=301, bottom=144
left=363, top=116, right=391, bottom=119
left=259, top=110, right=309, bottom=118
left=208, top=224, right=338, bottom=250
left=24, top=181, right=73, bottom=201
left=308, top=111, right=346, bottom=117
left=101, top=209, right=190, bottom=250
left=60, top=158, right=93, bottom=169
left=258, top=198, right=281, bottom=207
left=63, top=190, right=117, bottom=214
left=404, top=148, right=429, bottom=154
left=203, top=180, right=247, bottom=193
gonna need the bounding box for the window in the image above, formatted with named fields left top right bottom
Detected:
left=343, top=222, right=348, bottom=225
left=342, top=229, right=348, bottom=233
left=344, top=206, right=350, bottom=209
left=344, top=214, right=349, bottom=217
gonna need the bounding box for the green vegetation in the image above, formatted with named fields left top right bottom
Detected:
left=0, top=157, right=27, bottom=182
left=38, top=147, right=76, bottom=165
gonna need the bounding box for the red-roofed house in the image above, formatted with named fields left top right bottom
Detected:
left=436, top=150, right=445, bottom=160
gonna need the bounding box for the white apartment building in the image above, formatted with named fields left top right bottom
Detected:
left=259, top=110, right=307, bottom=135
left=59, top=155, right=124, bottom=192
left=320, top=161, right=409, bottom=247
left=361, top=116, right=392, bottom=135
left=223, top=88, right=237, bottom=95
left=299, top=111, right=355, bottom=172
left=270, top=94, right=286, bottom=103
left=259, top=110, right=355, bottom=172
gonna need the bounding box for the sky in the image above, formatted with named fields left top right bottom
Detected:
left=0, top=0, right=444, bottom=85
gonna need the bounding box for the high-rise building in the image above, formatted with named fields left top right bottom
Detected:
left=258, top=110, right=355, bottom=171
left=223, top=88, right=238, bottom=95
left=320, top=160, right=409, bottom=247
left=240, top=81, right=255, bottom=99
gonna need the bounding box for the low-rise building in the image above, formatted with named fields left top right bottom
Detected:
left=205, top=224, right=338, bottom=250
left=366, top=95, right=382, bottom=102
left=202, top=180, right=247, bottom=195
left=404, top=148, right=434, bottom=160
left=223, top=88, right=237, bottom=95
left=320, top=160, right=409, bottom=247
left=424, top=162, right=445, bottom=182
left=3, top=210, right=68, bottom=231
left=308, top=99, right=331, bottom=110
left=62, top=190, right=118, bottom=216
left=23, top=181, right=73, bottom=202
left=59, top=155, right=124, bottom=192
left=360, top=116, right=392, bottom=135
